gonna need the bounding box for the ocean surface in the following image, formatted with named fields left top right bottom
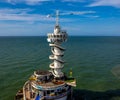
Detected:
left=0, top=36, right=120, bottom=100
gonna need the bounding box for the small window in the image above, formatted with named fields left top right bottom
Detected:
left=47, top=90, right=50, bottom=94
left=51, top=90, right=54, bottom=93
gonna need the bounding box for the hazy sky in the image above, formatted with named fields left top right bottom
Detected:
left=0, top=0, right=120, bottom=36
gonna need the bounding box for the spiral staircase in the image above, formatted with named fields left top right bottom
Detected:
left=47, top=24, right=67, bottom=78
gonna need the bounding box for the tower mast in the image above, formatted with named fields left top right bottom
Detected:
left=56, top=10, right=59, bottom=25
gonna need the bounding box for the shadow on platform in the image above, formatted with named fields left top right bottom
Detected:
left=73, top=89, right=120, bottom=100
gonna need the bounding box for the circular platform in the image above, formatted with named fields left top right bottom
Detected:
left=35, top=70, right=51, bottom=76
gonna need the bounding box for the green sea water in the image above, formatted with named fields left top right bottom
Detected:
left=0, top=36, right=120, bottom=100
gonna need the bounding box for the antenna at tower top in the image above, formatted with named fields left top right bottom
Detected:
left=56, top=10, right=59, bottom=25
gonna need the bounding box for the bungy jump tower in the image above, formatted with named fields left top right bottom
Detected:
left=15, top=10, right=76, bottom=100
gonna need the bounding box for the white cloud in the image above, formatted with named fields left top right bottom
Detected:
left=0, top=8, right=54, bottom=21
left=2, top=0, right=85, bottom=5
left=0, top=22, right=53, bottom=36
left=0, top=8, right=98, bottom=23
left=84, top=15, right=99, bottom=18
left=70, top=11, right=95, bottom=15
left=0, top=8, right=32, bottom=14
left=3, top=0, right=52, bottom=5
left=61, top=10, right=96, bottom=16
left=25, top=0, right=52, bottom=5
left=88, top=0, right=120, bottom=8
left=62, top=0, right=84, bottom=2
